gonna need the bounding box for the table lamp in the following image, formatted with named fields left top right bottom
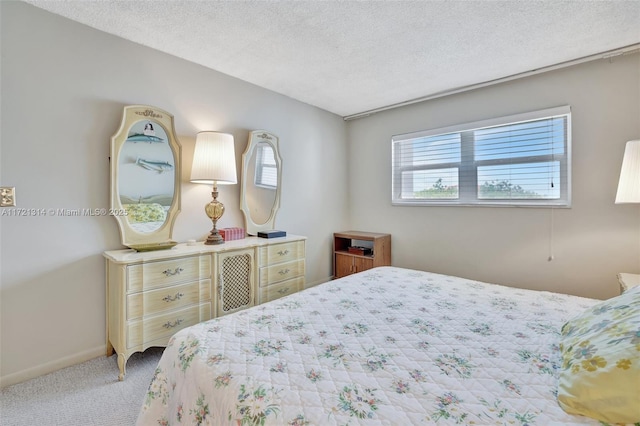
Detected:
left=615, top=140, right=640, bottom=204
left=190, top=131, right=237, bottom=244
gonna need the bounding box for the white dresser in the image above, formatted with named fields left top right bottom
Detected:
left=104, top=235, right=306, bottom=380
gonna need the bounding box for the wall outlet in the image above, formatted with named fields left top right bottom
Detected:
left=1, top=187, right=16, bottom=207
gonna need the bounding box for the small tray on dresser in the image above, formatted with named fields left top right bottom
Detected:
left=128, top=241, right=177, bottom=252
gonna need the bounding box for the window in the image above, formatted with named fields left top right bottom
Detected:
left=392, top=106, right=571, bottom=207
left=254, top=142, right=277, bottom=189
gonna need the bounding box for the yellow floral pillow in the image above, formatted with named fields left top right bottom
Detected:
left=557, top=285, right=640, bottom=424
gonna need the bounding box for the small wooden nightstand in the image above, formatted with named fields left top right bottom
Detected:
left=617, top=273, right=640, bottom=294
left=333, top=231, right=391, bottom=279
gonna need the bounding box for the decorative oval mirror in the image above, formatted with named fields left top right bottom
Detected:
left=110, top=105, right=181, bottom=249
left=240, top=130, right=282, bottom=235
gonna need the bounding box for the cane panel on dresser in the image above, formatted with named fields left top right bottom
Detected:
left=216, top=248, right=257, bottom=317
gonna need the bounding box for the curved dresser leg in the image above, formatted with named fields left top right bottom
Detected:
left=117, top=353, right=127, bottom=381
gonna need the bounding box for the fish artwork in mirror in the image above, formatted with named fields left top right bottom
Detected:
left=240, top=130, right=282, bottom=235
left=110, top=105, right=181, bottom=250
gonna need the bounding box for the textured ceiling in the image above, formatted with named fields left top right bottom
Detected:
left=23, top=1, right=640, bottom=118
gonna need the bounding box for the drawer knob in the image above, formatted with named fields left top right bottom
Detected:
left=277, top=287, right=290, bottom=295
left=162, top=292, right=184, bottom=303
left=163, top=319, right=183, bottom=329
left=162, top=267, right=184, bottom=277
left=277, top=249, right=290, bottom=256
left=278, top=268, right=291, bottom=276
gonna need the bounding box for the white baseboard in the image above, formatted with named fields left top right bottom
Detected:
left=0, top=345, right=107, bottom=389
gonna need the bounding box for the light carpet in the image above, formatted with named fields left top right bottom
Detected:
left=0, top=347, right=163, bottom=426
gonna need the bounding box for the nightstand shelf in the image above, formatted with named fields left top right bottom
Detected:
left=333, top=231, right=391, bottom=279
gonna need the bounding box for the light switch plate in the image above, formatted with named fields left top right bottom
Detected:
left=1, top=187, right=16, bottom=207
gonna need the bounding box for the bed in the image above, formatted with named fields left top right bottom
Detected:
left=136, top=266, right=639, bottom=425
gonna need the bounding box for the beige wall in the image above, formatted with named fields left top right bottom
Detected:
left=0, top=2, right=348, bottom=385
left=347, top=52, right=640, bottom=300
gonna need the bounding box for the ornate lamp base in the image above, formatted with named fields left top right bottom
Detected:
left=204, top=185, right=225, bottom=245
left=205, top=225, right=224, bottom=245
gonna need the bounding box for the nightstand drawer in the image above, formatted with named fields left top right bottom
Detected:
left=259, top=241, right=305, bottom=265
left=127, top=255, right=211, bottom=292
left=260, top=259, right=305, bottom=287
left=126, top=302, right=211, bottom=348
left=260, top=276, right=304, bottom=303
left=126, top=279, right=211, bottom=320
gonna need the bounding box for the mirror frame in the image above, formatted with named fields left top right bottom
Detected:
left=240, top=130, right=282, bottom=235
left=110, top=105, right=182, bottom=247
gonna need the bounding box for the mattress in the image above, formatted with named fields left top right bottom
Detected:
left=137, top=266, right=604, bottom=425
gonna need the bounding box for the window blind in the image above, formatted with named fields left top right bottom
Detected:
left=255, top=143, right=278, bottom=188
left=392, top=106, right=571, bottom=207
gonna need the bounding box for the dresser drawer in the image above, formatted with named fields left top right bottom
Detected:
left=259, top=259, right=305, bottom=287
left=126, top=279, right=211, bottom=320
left=127, top=255, right=211, bottom=292
left=259, top=241, right=305, bottom=266
left=126, top=302, right=211, bottom=348
left=260, top=276, right=304, bottom=303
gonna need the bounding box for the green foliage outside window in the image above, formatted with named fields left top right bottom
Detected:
left=415, top=178, right=541, bottom=199
left=414, top=178, right=458, bottom=198
left=479, top=180, right=541, bottom=199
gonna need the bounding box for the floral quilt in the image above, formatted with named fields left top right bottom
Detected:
left=137, top=266, right=606, bottom=425
left=122, top=203, right=167, bottom=224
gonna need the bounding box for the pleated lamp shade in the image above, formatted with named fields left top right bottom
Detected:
left=615, top=140, right=640, bottom=204
left=190, top=131, right=237, bottom=185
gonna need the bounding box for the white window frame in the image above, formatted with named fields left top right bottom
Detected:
left=391, top=106, right=571, bottom=207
